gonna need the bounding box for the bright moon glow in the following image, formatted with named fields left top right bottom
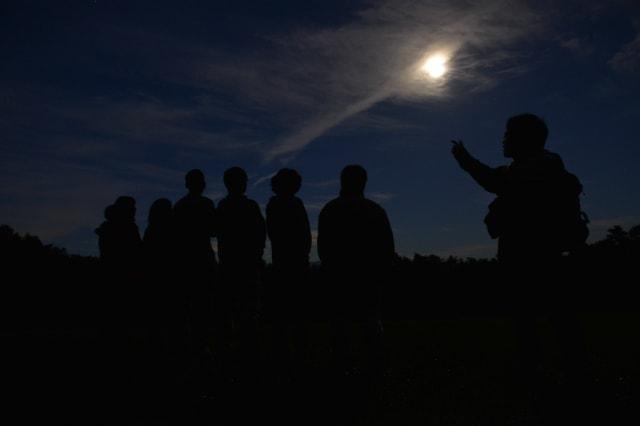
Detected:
left=421, top=54, right=447, bottom=78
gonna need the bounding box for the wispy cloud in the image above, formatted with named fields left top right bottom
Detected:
left=560, top=37, right=595, bottom=56
left=370, top=191, right=397, bottom=203
left=253, top=171, right=277, bottom=187
left=237, top=0, right=544, bottom=160
left=115, top=1, right=544, bottom=161
left=609, top=21, right=640, bottom=72
left=2, top=84, right=265, bottom=160
left=305, top=179, right=340, bottom=189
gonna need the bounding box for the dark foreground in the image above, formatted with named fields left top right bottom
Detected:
left=2, top=224, right=639, bottom=425
left=5, top=314, right=639, bottom=426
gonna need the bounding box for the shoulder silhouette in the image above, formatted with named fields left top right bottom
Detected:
left=216, top=166, right=266, bottom=267
left=173, top=169, right=216, bottom=262
left=266, top=168, right=311, bottom=268
left=143, top=198, right=176, bottom=264
left=318, top=165, right=395, bottom=270
left=95, top=195, right=141, bottom=266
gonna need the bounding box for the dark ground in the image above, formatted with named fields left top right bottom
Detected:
left=5, top=313, right=639, bottom=425
left=3, top=224, right=639, bottom=425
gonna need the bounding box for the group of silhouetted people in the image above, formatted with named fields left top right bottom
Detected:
left=95, top=160, right=395, bottom=417
left=95, top=113, right=590, bottom=421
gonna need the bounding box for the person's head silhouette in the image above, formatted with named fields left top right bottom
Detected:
left=224, top=167, right=248, bottom=196
left=271, top=168, right=302, bottom=197
left=148, top=198, right=172, bottom=225
left=114, top=196, right=136, bottom=222
left=340, top=165, right=367, bottom=197
left=185, top=169, right=206, bottom=195
left=502, top=113, right=548, bottom=159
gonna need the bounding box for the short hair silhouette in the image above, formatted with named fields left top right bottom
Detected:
left=340, top=164, right=367, bottom=195
left=224, top=167, right=248, bottom=195
left=505, top=113, right=548, bottom=153
left=115, top=196, right=136, bottom=220
left=185, top=169, right=206, bottom=194
left=115, top=195, right=135, bottom=207
left=271, top=168, right=302, bottom=197
left=148, top=198, right=172, bottom=224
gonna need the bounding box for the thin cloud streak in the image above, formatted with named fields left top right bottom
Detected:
left=256, top=0, right=543, bottom=160
left=265, top=88, right=394, bottom=161
left=79, top=1, right=543, bottom=161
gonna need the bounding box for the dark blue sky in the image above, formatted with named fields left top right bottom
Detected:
left=2, top=0, right=639, bottom=259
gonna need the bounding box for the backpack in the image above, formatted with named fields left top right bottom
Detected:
left=552, top=171, right=590, bottom=252
left=484, top=170, right=589, bottom=253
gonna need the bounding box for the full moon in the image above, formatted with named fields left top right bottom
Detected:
left=421, top=54, right=447, bottom=78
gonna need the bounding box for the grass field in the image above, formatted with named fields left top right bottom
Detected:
left=5, top=313, right=639, bottom=425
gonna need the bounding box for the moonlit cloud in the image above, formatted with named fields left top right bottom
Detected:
left=609, top=23, right=640, bottom=72
left=104, top=1, right=544, bottom=161
left=560, top=37, right=595, bottom=56
left=252, top=171, right=277, bottom=187
left=236, top=0, right=544, bottom=160
left=369, top=192, right=397, bottom=203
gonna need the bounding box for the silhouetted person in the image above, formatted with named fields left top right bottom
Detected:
left=215, top=167, right=265, bottom=390
left=174, top=169, right=217, bottom=266
left=267, top=169, right=312, bottom=270
left=173, top=169, right=217, bottom=374
left=94, top=195, right=142, bottom=414
left=217, top=167, right=266, bottom=271
left=451, top=113, right=589, bottom=415
left=451, top=114, right=586, bottom=263
left=96, top=204, right=117, bottom=261
left=95, top=196, right=142, bottom=287
left=318, top=165, right=394, bottom=423
left=143, top=198, right=176, bottom=268
left=143, top=198, right=177, bottom=329
left=95, top=196, right=142, bottom=268
left=142, top=198, right=182, bottom=404
left=265, top=168, right=312, bottom=379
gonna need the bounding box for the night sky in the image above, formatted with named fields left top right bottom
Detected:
left=2, top=0, right=639, bottom=259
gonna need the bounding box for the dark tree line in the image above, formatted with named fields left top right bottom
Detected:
left=2, top=222, right=638, bottom=331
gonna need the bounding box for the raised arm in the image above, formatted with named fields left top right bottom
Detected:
left=451, top=140, right=506, bottom=194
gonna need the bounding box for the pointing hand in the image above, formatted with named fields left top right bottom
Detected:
left=451, top=140, right=469, bottom=160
